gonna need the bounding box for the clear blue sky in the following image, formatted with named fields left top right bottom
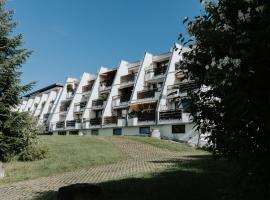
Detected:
left=7, top=0, right=202, bottom=91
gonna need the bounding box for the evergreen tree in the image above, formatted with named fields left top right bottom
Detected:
left=179, top=0, right=270, bottom=199
left=0, top=0, right=44, bottom=162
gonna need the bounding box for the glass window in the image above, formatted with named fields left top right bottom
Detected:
left=91, top=129, right=99, bottom=136
left=172, top=125, right=185, bottom=134
left=139, top=127, right=150, bottom=134
left=113, top=128, right=122, bottom=135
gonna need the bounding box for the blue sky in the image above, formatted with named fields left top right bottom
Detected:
left=7, top=0, right=202, bottom=91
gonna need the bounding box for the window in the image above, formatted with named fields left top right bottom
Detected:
left=58, top=131, right=66, bottom=135
left=91, top=129, right=99, bottom=136
left=113, top=128, right=122, bottom=136
left=69, top=131, right=79, bottom=135
left=172, top=125, right=185, bottom=134
left=139, top=127, right=150, bottom=134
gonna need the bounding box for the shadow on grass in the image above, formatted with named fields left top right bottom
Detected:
left=34, top=155, right=238, bottom=200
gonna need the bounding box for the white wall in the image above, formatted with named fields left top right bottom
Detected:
left=34, top=93, right=48, bottom=117
left=130, top=52, right=153, bottom=101
left=50, top=77, right=77, bottom=124
left=23, top=98, right=34, bottom=112
left=82, top=67, right=108, bottom=120
left=66, top=73, right=92, bottom=121
left=102, top=60, right=129, bottom=119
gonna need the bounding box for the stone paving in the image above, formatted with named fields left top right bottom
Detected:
left=0, top=137, right=186, bottom=200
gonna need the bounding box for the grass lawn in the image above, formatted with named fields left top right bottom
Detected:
left=128, top=136, right=208, bottom=155
left=36, top=137, right=239, bottom=200
left=0, top=136, right=124, bottom=185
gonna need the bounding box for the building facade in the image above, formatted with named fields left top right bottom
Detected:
left=17, top=44, right=199, bottom=142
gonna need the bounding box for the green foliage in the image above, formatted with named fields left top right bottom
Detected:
left=178, top=0, right=270, bottom=199
left=18, top=145, right=47, bottom=161
left=0, top=1, right=45, bottom=162
left=0, top=112, right=42, bottom=162
left=66, top=84, right=74, bottom=93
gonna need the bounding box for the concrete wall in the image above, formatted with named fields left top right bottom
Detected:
left=102, top=60, right=129, bottom=120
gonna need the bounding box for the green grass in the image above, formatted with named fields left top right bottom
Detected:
left=128, top=136, right=208, bottom=155
left=0, top=136, right=124, bottom=185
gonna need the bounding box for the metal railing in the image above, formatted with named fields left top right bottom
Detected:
left=138, top=111, right=156, bottom=122
left=56, top=121, right=65, bottom=129
left=82, top=84, right=93, bottom=93
left=92, top=99, right=104, bottom=107
left=137, top=90, right=156, bottom=99
left=120, top=74, right=135, bottom=84
left=66, top=120, right=76, bottom=127
left=104, top=116, right=118, bottom=125
left=159, top=110, right=182, bottom=120
left=179, top=81, right=198, bottom=92
left=154, top=66, right=167, bottom=76
left=90, top=118, right=102, bottom=125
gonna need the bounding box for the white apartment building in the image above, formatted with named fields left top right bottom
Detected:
left=17, top=44, right=199, bottom=141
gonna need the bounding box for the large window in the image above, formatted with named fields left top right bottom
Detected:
left=113, top=128, right=122, bottom=136
left=91, top=129, right=99, bottom=136
left=172, top=125, right=185, bottom=134
left=139, top=127, right=150, bottom=134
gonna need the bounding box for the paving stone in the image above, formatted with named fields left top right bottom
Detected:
left=0, top=137, right=186, bottom=200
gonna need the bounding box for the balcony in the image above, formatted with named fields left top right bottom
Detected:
left=66, top=120, right=76, bottom=128
left=82, top=83, right=93, bottom=93
left=137, top=90, right=156, bottom=100
left=154, top=65, right=167, bottom=76
left=56, top=121, right=65, bottom=129
left=159, top=110, right=182, bottom=121
left=66, top=119, right=82, bottom=129
left=74, top=101, right=87, bottom=113
left=100, top=79, right=113, bottom=92
left=92, top=99, right=105, bottom=109
left=43, top=113, right=50, bottom=119
left=138, top=111, right=155, bottom=122
left=66, top=92, right=75, bottom=99
left=60, top=105, right=69, bottom=113
left=167, top=84, right=180, bottom=99
left=179, top=81, right=198, bottom=93
left=120, top=74, right=136, bottom=87
left=90, top=118, right=102, bottom=125
left=104, top=116, right=117, bottom=125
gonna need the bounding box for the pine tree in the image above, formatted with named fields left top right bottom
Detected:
left=179, top=0, right=270, bottom=199
left=0, top=0, right=43, bottom=162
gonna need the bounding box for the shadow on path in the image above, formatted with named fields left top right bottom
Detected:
left=35, top=155, right=238, bottom=200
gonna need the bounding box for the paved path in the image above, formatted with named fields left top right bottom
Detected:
left=0, top=137, right=185, bottom=200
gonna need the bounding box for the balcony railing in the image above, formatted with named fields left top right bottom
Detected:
left=66, top=120, right=76, bottom=127
left=74, top=101, right=87, bottom=112
left=60, top=105, right=69, bottom=112
left=154, top=66, right=167, bottom=76
left=100, top=79, right=114, bottom=91
left=43, top=113, right=50, bottom=119
left=90, top=118, right=102, bottom=125
left=137, top=90, right=156, bottom=99
left=138, top=111, right=156, bottom=122
left=167, top=84, right=180, bottom=97
left=179, top=81, right=198, bottom=92
left=82, top=84, right=93, bottom=93
left=56, top=121, right=65, bottom=129
left=92, top=99, right=104, bottom=108
left=104, top=116, right=117, bottom=125
left=120, top=74, right=135, bottom=84
left=159, top=110, right=182, bottom=120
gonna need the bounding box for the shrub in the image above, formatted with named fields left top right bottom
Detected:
left=0, top=112, right=47, bottom=162
left=18, top=145, right=47, bottom=161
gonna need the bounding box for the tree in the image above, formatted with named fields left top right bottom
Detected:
left=178, top=0, right=270, bottom=199
left=0, top=0, right=45, bottom=162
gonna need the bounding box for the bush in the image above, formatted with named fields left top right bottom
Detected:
left=0, top=112, right=47, bottom=162
left=18, top=145, right=47, bottom=161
